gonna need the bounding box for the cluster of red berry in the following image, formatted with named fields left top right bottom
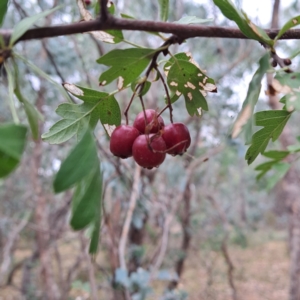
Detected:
left=110, top=109, right=191, bottom=169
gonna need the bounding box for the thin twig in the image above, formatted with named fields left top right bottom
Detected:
left=118, top=164, right=141, bottom=270
left=156, top=67, right=173, bottom=123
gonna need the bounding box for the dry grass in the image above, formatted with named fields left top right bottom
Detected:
left=0, top=231, right=290, bottom=300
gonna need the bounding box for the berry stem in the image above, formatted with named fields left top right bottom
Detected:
left=156, top=67, right=173, bottom=124
left=124, top=86, right=138, bottom=125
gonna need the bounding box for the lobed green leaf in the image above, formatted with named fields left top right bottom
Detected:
left=165, top=53, right=216, bottom=116
left=245, top=110, right=292, bottom=164
left=97, top=48, right=155, bottom=88
left=42, top=84, right=121, bottom=143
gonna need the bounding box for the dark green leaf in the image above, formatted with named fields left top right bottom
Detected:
left=232, top=53, right=270, bottom=142
left=0, top=124, right=27, bottom=178
left=88, top=172, right=102, bottom=254
left=213, top=0, right=274, bottom=46
left=158, top=0, right=169, bottom=21
left=10, top=6, right=61, bottom=45
left=97, top=48, right=155, bottom=88
left=0, top=0, right=9, bottom=27
left=97, top=95, right=121, bottom=136
left=131, top=80, right=151, bottom=96
left=53, top=130, right=98, bottom=193
left=70, top=166, right=102, bottom=230
left=275, top=15, right=300, bottom=41
left=262, top=150, right=289, bottom=160
left=245, top=110, right=292, bottom=164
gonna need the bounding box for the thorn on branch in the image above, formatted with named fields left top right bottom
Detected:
left=100, top=0, right=109, bottom=22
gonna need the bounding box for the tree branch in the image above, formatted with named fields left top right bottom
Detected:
left=2, top=16, right=300, bottom=44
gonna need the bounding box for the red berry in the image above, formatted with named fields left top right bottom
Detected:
left=132, top=134, right=166, bottom=169
left=133, top=109, right=164, bottom=134
left=85, top=0, right=92, bottom=5
left=110, top=125, right=140, bottom=159
left=162, top=123, right=191, bottom=155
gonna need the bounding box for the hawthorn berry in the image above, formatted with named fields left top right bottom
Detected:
left=132, top=134, right=166, bottom=169
left=110, top=125, right=140, bottom=159
left=133, top=109, right=164, bottom=134
left=162, top=123, right=191, bottom=155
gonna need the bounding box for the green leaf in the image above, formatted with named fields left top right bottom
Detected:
left=88, top=171, right=102, bottom=254
left=287, top=144, right=300, bottom=153
left=10, top=6, right=61, bottom=45
left=131, top=80, right=151, bottom=96
left=245, top=110, right=292, bottom=164
left=158, top=0, right=169, bottom=21
left=42, top=118, right=86, bottom=144
left=232, top=53, right=270, bottom=142
left=265, top=162, right=290, bottom=191
left=0, top=0, right=9, bottom=27
left=43, top=84, right=121, bottom=143
left=53, top=130, right=99, bottom=193
left=14, top=87, right=42, bottom=140
left=97, top=48, right=155, bottom=88
left=275, top=72, right=300, bottom=111
left=0, top=124, right=27, bottom=178
left=262, top=150, right=289, bottom=160
left=15, top=53, right=71, bottom=103
left=213, top=0, right=274, bottom=46
left=165, top=54, right=216, bottom=116
left=255, top=151, right=289, bottom=180
left=275, top=15, right=300, bottom=42
left=70, top=166, right=102, bottom=230
left=174, top=16, right=213, bottom=24
left=104, top=29, right=124, bottom=44
left=97, top=95, right=121, bottom=135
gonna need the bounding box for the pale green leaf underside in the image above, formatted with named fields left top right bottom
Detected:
left=174, top=16, right=213, bottom=24
left=10, top=6, right=61, bottom=45
left=213, top=0, right=274, bottom=46
left=232, top=53, right=270, bottom=142
left=275, top=15, right=300, bottom=41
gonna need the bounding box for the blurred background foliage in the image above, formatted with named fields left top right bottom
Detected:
left=1, top=0, right=299, bottom=299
